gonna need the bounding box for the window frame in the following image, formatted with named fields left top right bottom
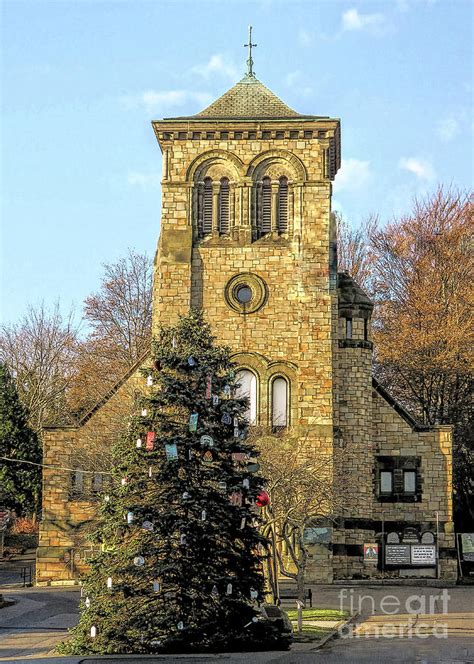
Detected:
left=235, top=368, right=259, bottom=426
left=270, top=374, right=290, bottom=431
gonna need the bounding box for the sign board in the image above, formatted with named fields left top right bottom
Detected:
left=364, top=543, right=379, bottom=562
left=461, top=534, right=474, bottom=562
left=386, top=532, right=400, bottom=544
left=402, top=527, right=420, bottom=543
left=385, top=544, right=411, bottom=565
left=303, top=527, right=332, bottom=545
left=411, top=545, right=436, bottom=565
left=421, top=531, right=435, bottom=544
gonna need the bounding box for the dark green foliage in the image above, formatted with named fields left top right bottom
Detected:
left=0, top=363, right=41, bottom=515
left=62, top=310, right=280, bottom=654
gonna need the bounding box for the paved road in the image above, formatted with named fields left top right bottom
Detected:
left=0, top=585, right=472, bottom=663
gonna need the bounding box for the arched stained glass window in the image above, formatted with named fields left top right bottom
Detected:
left=272, top=376, right=288, bottom=428
left=236, top=369, right=257, bottom=424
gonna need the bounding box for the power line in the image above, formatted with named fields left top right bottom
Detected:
left=0, top=456, right=111, bottom=475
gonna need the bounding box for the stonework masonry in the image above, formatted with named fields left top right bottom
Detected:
left=37, top=72, right=455, bottom=584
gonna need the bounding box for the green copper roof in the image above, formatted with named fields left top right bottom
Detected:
left=192, top=74, right=301, bottom=119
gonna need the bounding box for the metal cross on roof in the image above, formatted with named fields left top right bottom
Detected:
left=244, top=25, right=257, bottom=78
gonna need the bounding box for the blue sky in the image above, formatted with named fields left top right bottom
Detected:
left=1, top=0, right=472, bottom=325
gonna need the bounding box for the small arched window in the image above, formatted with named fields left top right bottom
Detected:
left=277, top=176, right=288, bottom=233
left=236, top=369, right=257, bottom=424
left=260, top=177, right=272, bottom=235
left=271, top=376, right=288, bottom=429
left=218, top=177, right=230, bottom=234
left=202, top=177, right=213, bottom=235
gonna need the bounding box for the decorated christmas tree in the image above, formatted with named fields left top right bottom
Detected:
left=62, top=310, right=287, bottom=654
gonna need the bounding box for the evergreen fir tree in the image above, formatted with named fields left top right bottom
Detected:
left=0, top=363, right=41, bottom=514
left=62, top=310, right=287, bottom=654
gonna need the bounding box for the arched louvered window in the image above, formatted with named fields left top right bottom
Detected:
left=202, top=177, right=213, bottom=235
left=271, top=376, right=288, bottom=429
left=236, top=369, right=257, bottom=424
left=218, top=177, right=230, bottom=234
left=277, top=176, right=288, bottom=233
left=260, top=177, right=272, bottom=235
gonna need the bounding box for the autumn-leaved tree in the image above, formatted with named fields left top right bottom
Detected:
left=0, top=303, right=78, bottom=431
left=69, top=250, right=153, bottom=416
left=371, top=187, right=473, bottom=527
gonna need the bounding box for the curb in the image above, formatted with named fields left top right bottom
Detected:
left=312, top=612, right=359, bottom=651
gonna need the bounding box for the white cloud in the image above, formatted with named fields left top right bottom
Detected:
left=437, top=115, right=460, bottom=142
left=298, top=28, right=313, bottom=47
left=398, top=157, right=435, bottom=181
left=341, top=8, right=386, bottom=34
left=127, top=172, right=161, bottom=189
left=121, top=90, right=212, bottom=114
left=333, top=158, right=371, bottom=193
left=284, top=70, right=313, bottom=96
left=190, top=54, right=239, bottom=81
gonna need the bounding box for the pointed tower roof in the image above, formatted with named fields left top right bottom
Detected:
left=194, top=73, right=301, bottom=120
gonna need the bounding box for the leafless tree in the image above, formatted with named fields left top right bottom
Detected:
left=0, top=303, right=78, bottom=431
left=336, top=212, right=379, bottom=292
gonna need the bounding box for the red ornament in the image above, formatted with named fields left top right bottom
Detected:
left=255, top=490, right=270, bottom=507
left=146, top=431, right=156, bottom=451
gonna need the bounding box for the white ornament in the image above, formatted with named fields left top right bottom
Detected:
left=107, top=577, right=113, bottom=590
left=147, top=375, right=153, bottom=386
left=141, top=408, right=147, bottom=417
left=104, top=494, right=110, bottom=502
left=201, top=509, right=206, bottom=521
left=177, top=621, right=184, bottom=630
left=180, top=533, right=187, bottom=545
left=172, top=335, right=177, bottom=348
left=226, top=583, right=233, bottom=595
left=211, top=584, right=219, bottom=597
left=121, top=477, right=127, bottom=486
left=142, top=520, right=154, bottom=531
left=243, top=478, right=250, bottom=489
left=85, top=597, right=91, bottom=609
left=240, top=517, right=246, bottom=529
left=153, top=579, right=161, bottom=592
left=250, top=589, right=258, bottom=599
left=218, top=481, right=227, bottom=490
left=133, top=556, right=145, bottom=566
left=90, top=625, right=97, bottom=638
left=127, top=511, right=134, bottom=524
left=136, top=438, right=142, bottom=448
left=182, top=491, right=190, bottom=500
left=212, top=394, right=219, bottom=405
left=148, top=466, right=153, bottom=478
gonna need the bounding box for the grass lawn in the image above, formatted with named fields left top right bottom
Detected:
left=286, top=608, right=350, bottom=641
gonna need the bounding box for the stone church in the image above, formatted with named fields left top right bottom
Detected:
left=37, top=54, right=456, bottom=584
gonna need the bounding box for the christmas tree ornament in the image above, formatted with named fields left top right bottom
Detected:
left=232, top=452, right=247, bottom=462
left=205, top=375, right=212, bottom=399
left=121, top=477, right=128, bottom=486
left=224, top=384, right=231, bottom=397
left=148, top=466, right=153, bottom=478
left=182, top=491, right=190, bottom=500
left=234, top=427, right=239, bottom=438
left=84, top=597, right=91, bottom=609
left=203, top=450, right=213, bottom=464
left=240, top=517, right=246, bottom=529
left=201, top=509, right=206, bottom=521
left=142, top=520, right=154, bottom=531
left=250, top=588, right=258, bottom=600
left=187, top=356, right=196, bottom=366
left=247, top=462, right=260, bottom=473
left=90, top=625, right=97, bottom=638
left=133, top=556, right=145, bottom=566
left=136, top=438, right=142, bottom=448
left=107, top=576, right=113, bottom=590
left=233, top=416, right=239, bottom=426
left=255, top=490, right=271, bottom=507
left=229, top=491, right=243, bottom=507
left=146, top=375, right=153, bottom=386
left=187, top=448, right=193, bottom=461
left=189, top=413, right=198, bottom=431
left=229, top=370, right=235, bottom=379
left=165, top=443, right=178, bottom=460
left=153, top=578, right=161, bottom=592
left=218, top=481, right=227, bottom=490
left=172, top=335, right=177, bottom=348
left=242, top=478, right=250, bottom=489
left=226, top=583, right=233, bottom=595
left=211, top=584, right=219, bottom=597
left=104, top=494, right=110, bottom=502
left=141, top=408, right=147, bottom=417
left=127, top=511, right=134, bottom=524
left=221, top=413, right=232, bottom=425
left=146, top=431, right=155, bottom=451
left=212, top=394, right=219, bottom=405
left=177, top=621, right=184, bottom=630
left=180, top=533, right=187, bottom=545
left=177, top=467, right=186, bottom=480
left=200, top=434, right=214, bottom=447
